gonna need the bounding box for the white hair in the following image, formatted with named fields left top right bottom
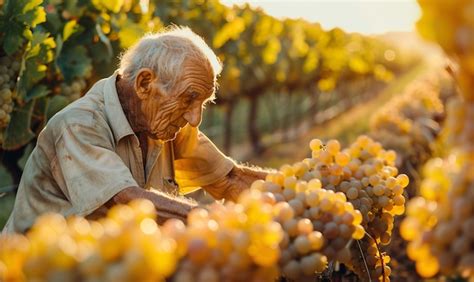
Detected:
left=118, top=26, right=222, bottom=93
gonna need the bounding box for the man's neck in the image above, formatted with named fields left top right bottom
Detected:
left=116, top=75, right=149, bottom=164
left=116, top=75, right=148, bottom=134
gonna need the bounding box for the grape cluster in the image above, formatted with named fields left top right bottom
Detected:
left=365, top=70, right=458, bottom=281
left=0, top=56, right=20, bottom=145
left=369, top=74, right=448, bottom=177
left=252, top=164, right=364, bottom=280
left=172, top=189, right=283, bottom=282
left=401, top=157, right=474, bottom=278
left=399, top=1, right=474, bottom=279
left=0, top=200, right=181, bottom=281
left=0, top=192, right=284, bottom=282
left=400, top=95, right=474, bottom=279
left=305, top=136, right=409, bottom=281
left=309, top=137, right=408, bottom=241
left=59, top=78, right=87, bottom=102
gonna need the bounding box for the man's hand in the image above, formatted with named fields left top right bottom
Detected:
left=202, top=165, right=269, bottom=202
left=104, top=186, right=197, bottom=224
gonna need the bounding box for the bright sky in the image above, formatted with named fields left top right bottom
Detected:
left=220, top=0, right=421, bottom=35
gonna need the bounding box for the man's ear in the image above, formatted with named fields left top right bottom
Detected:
left=134, top=68, right=156, bottom=100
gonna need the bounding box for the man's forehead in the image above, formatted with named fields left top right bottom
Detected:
left=180, top=69, right=215, bottom=90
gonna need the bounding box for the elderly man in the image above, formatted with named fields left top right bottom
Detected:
left=4, top=27, right=267, bottom=233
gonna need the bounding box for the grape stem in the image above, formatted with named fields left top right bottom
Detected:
left=356, top=239, right=372, bottom=282
left=365, top=231, right=387, bottom=282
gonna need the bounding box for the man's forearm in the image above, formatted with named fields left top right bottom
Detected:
left=110, top=186, right=197, bottom=223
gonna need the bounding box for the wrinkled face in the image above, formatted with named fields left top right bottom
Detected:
left=135, top=60, right=215, bottom=141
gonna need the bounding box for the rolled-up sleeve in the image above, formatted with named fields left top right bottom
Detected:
left=173, top=125, right=235, bottom=189
left=52, top=124, right=138, bottom=216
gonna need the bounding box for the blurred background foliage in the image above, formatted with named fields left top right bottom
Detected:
left=0, top=0, right=420, bottom=190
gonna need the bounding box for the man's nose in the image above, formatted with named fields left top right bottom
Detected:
left=184, top=106, right=202, bottom=127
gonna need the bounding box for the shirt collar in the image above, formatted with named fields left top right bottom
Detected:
left=103, top=72, right=135, bottom=144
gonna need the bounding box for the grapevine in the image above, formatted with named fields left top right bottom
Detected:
left=400, top=0, right=474, bottom=279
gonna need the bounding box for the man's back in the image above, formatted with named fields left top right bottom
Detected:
left=3, top=77, right=128, bottom=233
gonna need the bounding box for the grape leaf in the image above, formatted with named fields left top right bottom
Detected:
left=17, top=31, right=55, bottom=98
left=3, top=22, right=25, bottom=55
left=57, top=45, right=92, bottom=82
left=46, top=95, right=69, bottom=119
left=26, top=85, right=50, bottom=102
left=2, top=100, right=36, bottom=150
left=4, top=0, right=28, bottom=17
left=33, top=96, right=49, bottom=130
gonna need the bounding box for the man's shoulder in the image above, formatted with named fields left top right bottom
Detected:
left=46, top=79, right=112, bottom=139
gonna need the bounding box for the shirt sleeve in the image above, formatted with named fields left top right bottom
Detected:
left=52, top=123, right=138, bottom=216
left=173, top=125, right=235, bottom=190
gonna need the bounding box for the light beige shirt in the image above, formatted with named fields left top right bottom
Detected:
left=3, top=73, right=234, bottom=233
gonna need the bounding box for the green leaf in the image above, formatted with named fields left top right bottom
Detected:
left=5, top=0, right=29, bottom=17
left=2, top=100, right=36, bottom=150
left=64, top=0, right=83, bottom=18
left=31, top=30, right=51, bottom=47
left=57, top=45, right=92, bottom=81
left=54, top=35, right=63, bottom=67
left=26, top=85, right=50, bottom=102
left=46, top=95, right=69, bottom=119
left=45, top=10, right=63, bottom=34
left=33, top=96, right=49, bottom=130
left=17, top=143, right=34, bottom=170
left=18, top=6, right=46, bottom=28
left=3, top=22, right=25, bottom=55
left=63, top=20, right=78, bottom=42
left=17, top=62, right=48, bottom=99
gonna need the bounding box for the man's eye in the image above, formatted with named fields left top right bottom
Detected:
left=185, top=92, right=198, bottom=104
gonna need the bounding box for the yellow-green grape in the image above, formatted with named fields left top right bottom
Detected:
left=310, top=138, right=323, bottom=152
left=326, top=139, right=341, bottom=155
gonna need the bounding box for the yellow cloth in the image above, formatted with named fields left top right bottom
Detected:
left=3, top=73, right=234, bottom=233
